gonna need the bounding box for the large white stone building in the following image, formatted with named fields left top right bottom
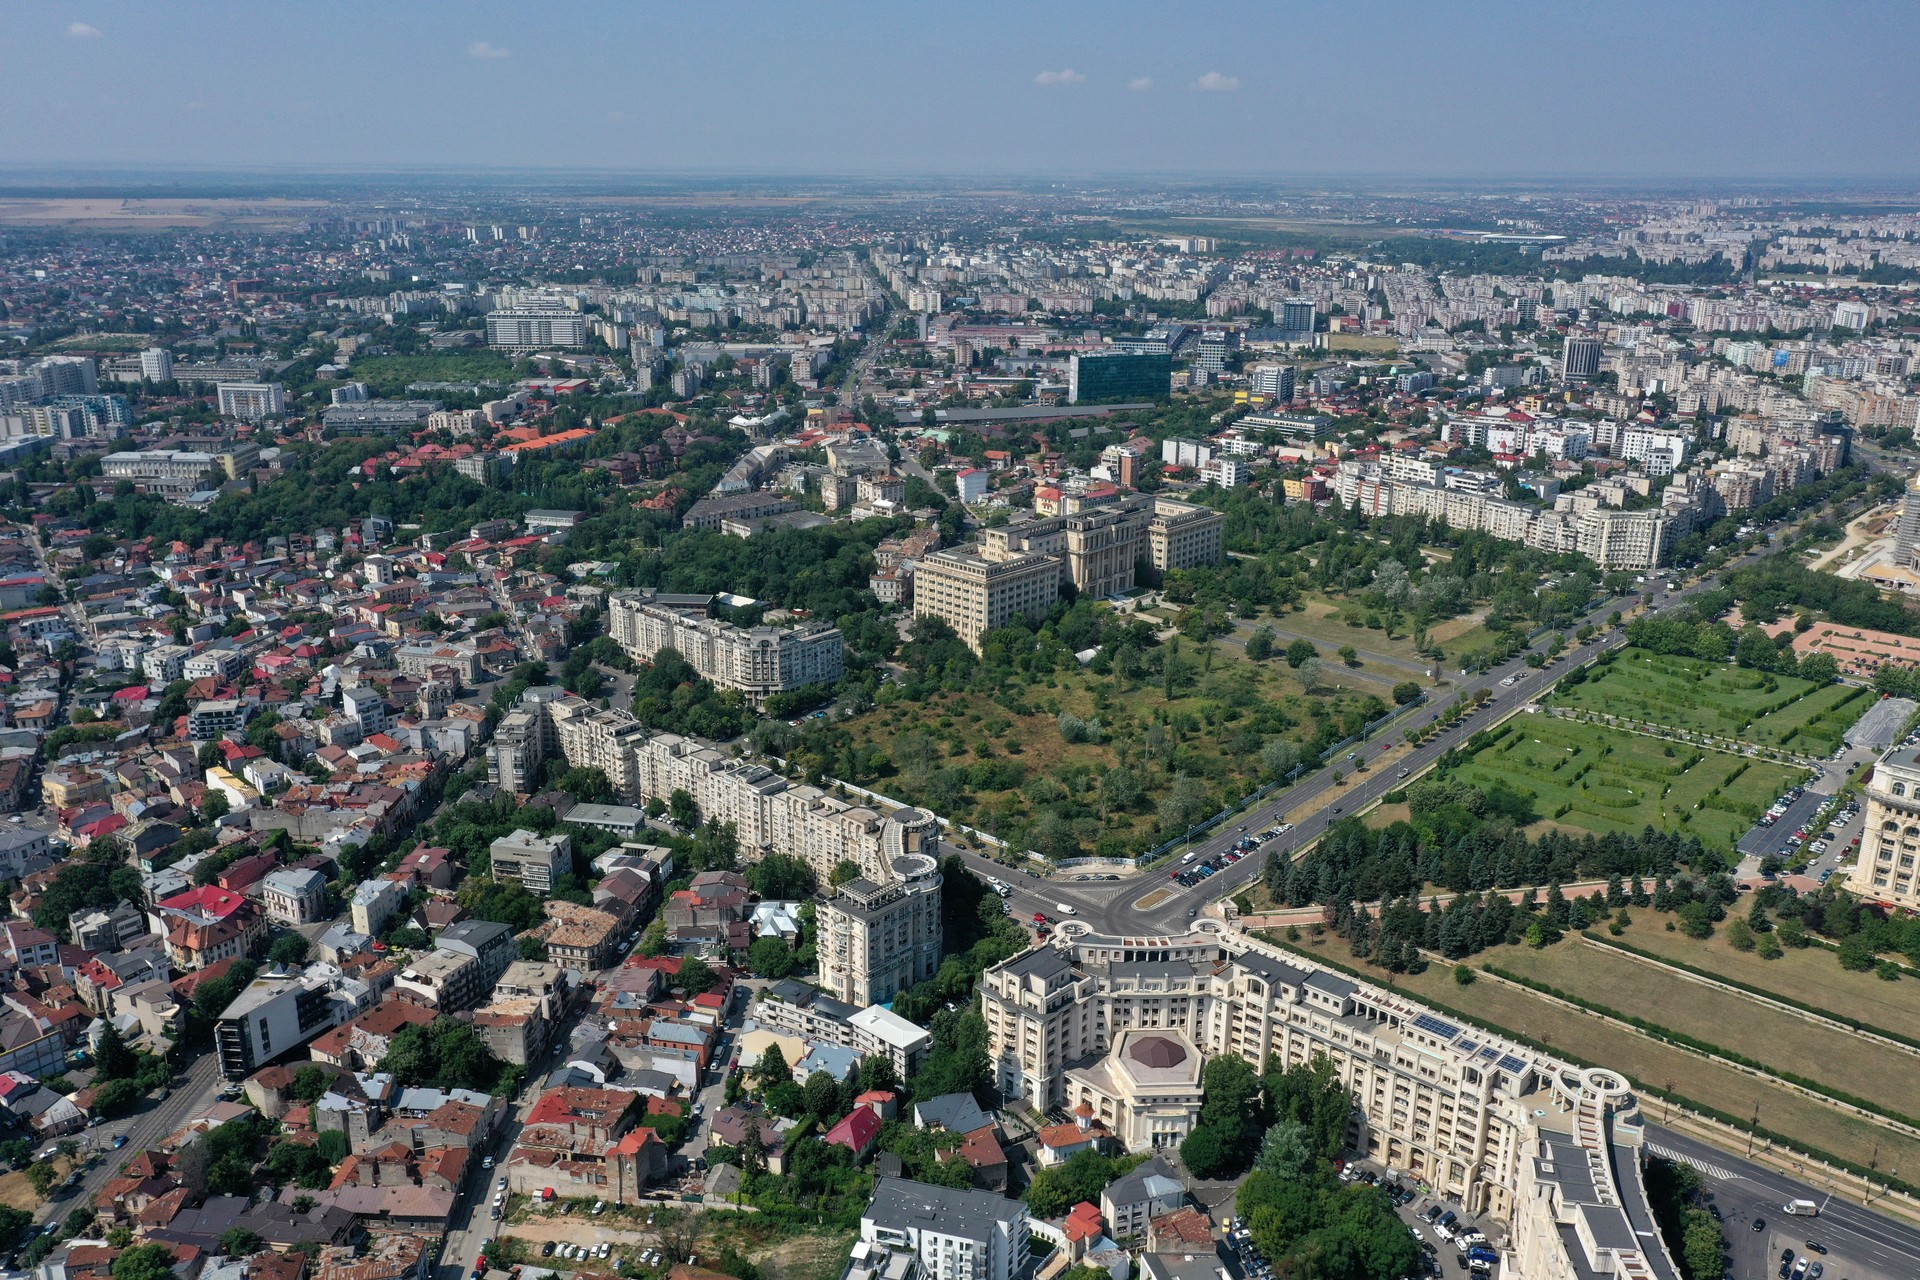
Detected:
left=981, top=921, right=1686, bottom=1280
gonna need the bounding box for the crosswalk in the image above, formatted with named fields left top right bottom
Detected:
left=1647, top=1142, right=1741, bottom=1182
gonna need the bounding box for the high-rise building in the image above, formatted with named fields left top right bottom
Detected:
left=216, top=382, right=288, bottom=420
left=912, top=547, right=1061, bottom=652
left=138, top=347, right=175, bottom=382
left=487, top=308, right=588, bottom=349
left=1249, top=362, right=1295, bottom=400
left=1896, top=473, right=1920, bottom=568
left=1846, top=745, right=1920, bottom=911
left=33, top=356, right=97, bottom=396
left=1068, top=352, right=1172, bottom=404
left=820, top=846, right=943, bottom=1006
left=1562, top=336, right=1603, bottom=383
left=1277, top=298, right=1317, bottom=340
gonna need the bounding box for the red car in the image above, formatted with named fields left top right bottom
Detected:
left=1033, top=912, right=1051, bottom=926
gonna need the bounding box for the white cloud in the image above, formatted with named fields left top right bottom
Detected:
left=67, top=22, right=102, bottom=38
left=1128, top=77, right=1155, bottom=92
left=1033, top=68, right=1085, bottom=86
left=468, top=41, right=509, bottom=60
left=1193, top=71, right=1240, bottom=92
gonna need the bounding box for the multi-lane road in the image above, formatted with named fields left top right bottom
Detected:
left=1647, top=1123, right=1920, bottom=1280
left=39, top=1052, right=223, bottom=1224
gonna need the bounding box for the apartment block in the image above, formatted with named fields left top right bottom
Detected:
left=544, top=696, right=937, bottom=891
left=912, top=547, right=1060, bottom=653
left=489, top=830, right=573, bottom=895
left=819, top=849, right=944, bottom=1007
left=608, top=590, right=843, bottom=706
left=986, top=927, right=1573, bottom=1224
left=1846, top=744, right=1920, bottom=911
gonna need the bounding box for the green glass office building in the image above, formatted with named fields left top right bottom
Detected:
left=1069, top=352, right=1172, bottom=404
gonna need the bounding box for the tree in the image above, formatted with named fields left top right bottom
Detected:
left=830, top=859, right=862, bottom=886
left=1392, top=681, right=1423, bottom=705
left=1337, top=645, right=1360, bottom=668
left=27, top=1163, right=57, bottom=1197
left=269, top=934, right=310, bottom=966
left=95, top=1021, right=138, bottom=1081
left=1024, top=1149, right=1128, bottom=1218
left=1255, top=1118, right=1315, bottom=1181
left=291, top=1065, right=331, bottom=1104
left=202, top=791, right=231, bottom=823
left=378, top=1017, right=511, bottom=1094
left=220, top=1229, right=263, bottom=1257
left=802, top=1071, right=840, bottom=1120
left=668, top=788, right=699, bottom=831
left=1285, top=638, right=1317, bottom=668
left=747, top=853, right=815, bottom=900
left=1296, top=656, right=1323, bottom=692
left=754, top=1044, right=791, bottom=1090
left=676, top=956, right=716, bottom=995
left=746, top=936, right=797, bottom=979
left=113, top=1245, right=177, bottom=1280
left=1246, top=626, right=1275, bottom=662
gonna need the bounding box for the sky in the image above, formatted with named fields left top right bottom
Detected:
left=4, top=0, right=1919, bottom=183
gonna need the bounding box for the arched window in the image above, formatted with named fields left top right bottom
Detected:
left=1896, top=782, right=1908, bottom=797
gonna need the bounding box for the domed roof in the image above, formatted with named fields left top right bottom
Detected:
left=1126, top=1034, right=1188, bottom=1069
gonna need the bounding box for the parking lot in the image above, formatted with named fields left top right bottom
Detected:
left=1167, top=823, right=1295, bottom=891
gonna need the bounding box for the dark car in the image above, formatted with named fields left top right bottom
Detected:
left=1753, top=1217, right=1766, bottom=1232
left=542, top=1243, right=556, bottom=1258
left=1803, top=1242, right=1826, bottom=1255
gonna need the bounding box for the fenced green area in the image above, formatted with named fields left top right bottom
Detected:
left=1551, top=648, right=1871, bottom=755
left=1452, top=713, right=1808, bottom=850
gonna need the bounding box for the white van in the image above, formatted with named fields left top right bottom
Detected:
left=1055, top=903, right=1077, bottom=916
left=1781, top=1198, right=1820, bottom=1216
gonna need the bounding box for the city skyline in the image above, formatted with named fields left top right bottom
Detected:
left=4, top=0, right=1919, bottom=181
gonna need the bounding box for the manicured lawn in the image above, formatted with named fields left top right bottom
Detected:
left=1488, top=938, right=1920, bottom=1121
left=1604, top=914, right=1920, bottom=1039
left=1292, top=931, right=1920, bottom=1181
left=1552, top=648, right=1871, bottom=753
left=1451, top=713, right=1807, bottom=849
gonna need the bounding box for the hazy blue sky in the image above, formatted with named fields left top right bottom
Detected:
left=5, top=0, right=1918, bottom=181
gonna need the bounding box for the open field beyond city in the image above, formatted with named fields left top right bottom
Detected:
left=0, top=197, right=325, bottom=228
left=1280, top=595, right=1496, bottom=667
left=1450, top=713, right=1807, bottom=849
left=1551, top=647, right=1872, bottom=754
left=1289, top=931, right=1920, bottom=1181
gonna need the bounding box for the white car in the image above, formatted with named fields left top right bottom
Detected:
left=1054, top=902, right=1077, bottom=916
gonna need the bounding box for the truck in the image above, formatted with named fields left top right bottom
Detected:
left=1781, top=1199, right=1820, bottom=1216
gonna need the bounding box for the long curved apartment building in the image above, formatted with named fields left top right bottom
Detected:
left=980, top=923, right=1681, bottom=1280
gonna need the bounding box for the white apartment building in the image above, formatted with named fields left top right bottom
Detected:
left=487, top=308, right=588, bottom=349
left=489, top=830, right=573, bottom=895
left=1618, top=425, right=1690, bottom=476
left=102, top=450, right=221, bottom=497
left=1846, top=744, right=1920, bottom=912
left=983, top=924, right=1684, bottom=1280
left=860, top=1177, right=1030, bottom=1280
left=216, top=382, right=287, bottom=420
left=544, top=696, right=933, bottom=890
left=820, top=849, right=944, bottom=1007
left=607, top=591, right=844, bottom=706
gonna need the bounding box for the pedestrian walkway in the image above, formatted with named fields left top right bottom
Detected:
left=1647, top=1141, right=1742, bottom=1183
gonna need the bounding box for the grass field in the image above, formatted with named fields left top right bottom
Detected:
left=1274, top=596, right=1494, bottom=667
left=843, top=635, right=1383, bottom=859
left=1489, top=938, right=1920, bottom=1121
left=347, top=350, right=519, bottom=395
left=1552, top=648, right=1872, bottom=754
left=1600, top=915, right=1920, bottom=1038
left=1452, top=713, right=1807, bottom=849
left=1293, top=931, right=1920, bottom=1180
